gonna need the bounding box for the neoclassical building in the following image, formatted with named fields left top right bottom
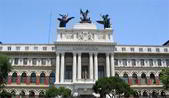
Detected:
left=0, top=22, right=169, bottom=98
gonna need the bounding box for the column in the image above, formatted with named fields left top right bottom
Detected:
left=111, top=53, right=115, bottom=76
left=55, top=53, right=60, bottom=83
left=89, top=53, right=93, bottom=80
left=106, top=53, right=110, bottom=77
left=94, top=53, right=98, bottom=80
left=60, top=53, right=65, bottom=83
left=73, top=53, right=77, bottom=82
left=78, top=53, right=81, bottom=80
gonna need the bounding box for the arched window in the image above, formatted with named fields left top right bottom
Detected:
left=39, top=91, right=45, bottom=98
left=11, top=90, right=16, bottom=98
left=115, top=73, right=119, bottom=77
left=132, top=73, right=137, bottom=85
left=30, top=73, right=36, bottom=84
left=143, top=91, right=148, bottom=97
left=20, top=91, right=25, bottom=98
left=29, top=91, right=35, bottom=98
left=152, top=91, right=158, bottom=98
left=12, top=72, right=17, bottom=83
left=150, top=73, right=156, bottom=84
left=161, top=91, right=166, bottom=97
left=20, top=72, right=27, bottom=83
left=141, top=73, right=147, bottom=84
left=49, top=72, right=55, bottom=84
left=40, top=73, right=45, bottom=84
left=123, top=73, right=128, bottom=83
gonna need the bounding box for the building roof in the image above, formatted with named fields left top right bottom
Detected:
left=163, top=40, right=169, bottom=46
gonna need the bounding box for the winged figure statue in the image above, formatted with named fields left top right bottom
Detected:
left=97, top=14, right=111, bottom=29
left=57, top=14, right=75, bottom=27
left=80, top=9, right=91, bottom=23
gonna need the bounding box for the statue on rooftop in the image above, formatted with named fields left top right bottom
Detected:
left=97, top=14, right=111, bottom=29
left=80, top=9, right=92, bottom=23
left=57, top=14, right=75, bottom=27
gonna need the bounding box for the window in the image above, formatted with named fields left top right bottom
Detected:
left=40, top=73, right=45, bottom=84
left=114, top=59, right=118, bottom=66
left=25, top=47, right=29, bottom=50
left=114, top=48, right=117, bottom=51
left=166, top=59, right=169, bottom=67
left=164, top=48, right=168, bottom=52
left=14, top=58, right=19, bottom=65
left=34, top=47, right=38, bottom=50
left=49, top=72, right=55, bottom=84
left=131, top=59, right=136, bottom=66
left=23, top=58, right=27, bottom=65
left=157, top=59, right=162, bottom=66
left=32, top=58, right=37, bottom=65
left=149, top=59, right=153, bottom=67
left=148, top=48, right=151, bottom=52
left=43, top=47, right=47, bottom=51
left=139, top=48, right=143, bottom=52
left=30, top=73, right=36, bottom=83
left=130, top=48, right=134, bottom=52
left=65, top=66, right=72, bottom=80
left=156, top=48, right=160, bottom=52
left=123, top=59, right=127, bottom=66
left=98, top=66, right=105, bottom=79
left=16, top=47, right=20, bottom=51
left=140, top=59, right=144, bottom=66
left=52, top=47, right=55, bottom=50
left=51, top=58, right=56, bottom=66
left=42, top=58, right=46, bottom=65
left=122, top=48, right=126, bottom=51
left=0, top=47, right=2, bottom=50
left=8, top=47, right=11, bottom=51
left=12, top=72, right=17, bottom=83
left=20, top=72, right=27, bottom=83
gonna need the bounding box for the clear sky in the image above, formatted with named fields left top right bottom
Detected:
left=0, top=0, right=168, bottom=45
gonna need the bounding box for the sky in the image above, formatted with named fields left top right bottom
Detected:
left=0, top=0, right=168, bottom=45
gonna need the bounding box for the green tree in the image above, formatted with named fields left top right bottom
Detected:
left=45, top=86, right=72, bottom=98
left=93, top=76, right=135, bottom=98
left=0, top=54, right=12, bottom=91
left=160, top=68, right=169, bottom=90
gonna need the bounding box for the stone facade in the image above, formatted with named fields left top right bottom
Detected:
left=0, top=23, right=169, bottom=98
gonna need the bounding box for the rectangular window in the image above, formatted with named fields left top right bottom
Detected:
left=114, top=59, right=118, bottom=66
left=0, top=47, right=3, bottom=50
left=131, top=59, right=136, bottom=66
left=51, top=58, right=56, bottom=66
left=43, top=47, right=47, bottom=51
left=139, top=48, right=143, bottom=52
left=164, top=48, right=168, bottom=52
left=65, top=66, right=72, bottom=80
left=14, top=58, right=19, bottom=65
left=34, top=47, right=38, bottom=50
left=25, top=47, right=29, bottom=50
left=16, top=47, right=20, bottom=51
left=156, top=48, right=160, bottom=52
left=148, top=48, right=151, bottom=52
left=52, top=47, right=55, bottom=50
left=8, top=47, right=11, bottom=51
left=32, top=58, right=37, bottom=65
left=157, top=59, right=162, bottom=66
left=98, top=66, right=105, bottom=79
left=123, top=59, right=127, bottom=66
left=114, top=48, right=117, bottom=51
left=42, top=58, right=46, bottom=65
left=166, top=59, right=169, bottom=67
left=130, top=48, right=134, bottom=52
left=140, top=59, right=144, bottom=66
left=149, top=59, right=153, bottom=67
left=122, top=48, right=126, bottom=51
left=23, top=58, right=27, bottom=65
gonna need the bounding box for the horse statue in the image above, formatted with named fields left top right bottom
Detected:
left=97, top=14, right=111, bottom=29
left=57, top=14, right=75, bottom=27
left=80, top=9, right=92, bottom=23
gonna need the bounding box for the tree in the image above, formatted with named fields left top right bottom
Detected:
left=160, top=68, right=169, bottom=90
left=0, top=54, right=12, bottom=91
left=45, top=86, right=72, bottom=98
left=93, top=76, right=135, bottom=98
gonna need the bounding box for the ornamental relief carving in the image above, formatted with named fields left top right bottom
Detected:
left=77, top=32, right=94, bottom=41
